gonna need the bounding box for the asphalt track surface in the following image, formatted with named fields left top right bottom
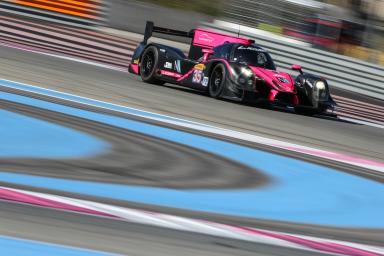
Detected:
left=1, top=46, right=384, bottom=255
left=1, top=47, right=383, bottom=160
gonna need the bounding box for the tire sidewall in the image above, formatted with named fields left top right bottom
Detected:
left=140, top=46, right=159, bottom=82
left=209, top=63, right=226, bottom=98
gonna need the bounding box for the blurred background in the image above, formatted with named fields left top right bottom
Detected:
left=1, top=0, right=383, bottom=65
left=222, top=0, right=384, bottom=64
left=140, top=0, right=384, bottom=64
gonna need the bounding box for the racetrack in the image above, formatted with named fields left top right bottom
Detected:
left=1, top=46, right=383, bottom=161
left=1, top=42, right=384, bottom=255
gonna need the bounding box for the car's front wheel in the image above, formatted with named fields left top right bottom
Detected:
left=140, top=46, right=164, bottom=85
left=209, top=64, right=226, bottom=98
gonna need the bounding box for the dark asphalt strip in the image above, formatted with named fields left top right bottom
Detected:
left=0, top=99, right=265, bottom=189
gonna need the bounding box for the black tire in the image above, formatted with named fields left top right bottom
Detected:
left=209, top=63, right=226, bottom=98
left=140, top=46, right=164, bottom=85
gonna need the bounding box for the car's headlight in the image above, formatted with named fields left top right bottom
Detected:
left=233, top=67, right=254, bottom=88
left=241, top=67, right=253, bottom=77
left=314, top=80, right=328, bottom=101
left=315, top=81, right=325, bottom=90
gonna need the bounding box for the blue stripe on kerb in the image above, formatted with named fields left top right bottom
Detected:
left=0, top=235, right=116, bottom=256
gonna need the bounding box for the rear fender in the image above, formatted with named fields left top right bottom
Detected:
left=129, top=42, right=146, bottom=74
left=205, top=60, right=227, bottom=78
left=129, top=43, right=185, bottom=75
left=205, top=60, right=233, bottom=89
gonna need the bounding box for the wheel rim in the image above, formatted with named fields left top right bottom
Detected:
left=211, top=68, right=223, bottom=95
left=142, top=52, right=154, bottom=77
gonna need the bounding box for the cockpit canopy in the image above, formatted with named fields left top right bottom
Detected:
left=232, top=45, right=276, bottom=70
left=211, top=43, right=276, bottom=70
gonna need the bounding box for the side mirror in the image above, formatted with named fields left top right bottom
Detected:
left=291, top=64, right=303, bottom=75
left=202, top=48, right=214, bottom=61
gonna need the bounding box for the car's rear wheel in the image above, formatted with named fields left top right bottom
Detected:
left=140, top=46, right=164, bottom=85
left=209, top=64, right=226, bottom=98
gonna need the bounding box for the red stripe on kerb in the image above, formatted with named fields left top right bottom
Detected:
left=0, top=188, right=117, bottom=218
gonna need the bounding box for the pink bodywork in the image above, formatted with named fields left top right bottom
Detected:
left=202, top=48, right=214, bottom=61
left=192, top=30, right=296, bottom=95
left=249, top=66, right=298, bottom=104
left=193, top=29, right=251, bottom=49
left=249, top=66, right=295, bottom=92
left=291, top=64, right=302, bottom=71
left=130, top=63, right=139, bottom=74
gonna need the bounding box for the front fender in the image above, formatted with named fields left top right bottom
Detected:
left=295, top=73, right=335, bottom=110
left=227, top=63, right=255, bottom=91
left=204, top=61, right=252, bottom=100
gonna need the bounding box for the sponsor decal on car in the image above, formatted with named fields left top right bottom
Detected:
left=164, top=62, right=173, bottom=69
left=194, top=64, right=206, bottom=71
left=202, top=76, right=209, bottom=86
left=237, top=45, right=267, bottom=52
left=133, top=59, right=139, bottom=64
left=160, top=48, right=166, bottom=53
left=198, top=33, right=214, bottom=43
left=192, top=70, right=203, bottom=83
left=160, top=70, right=182, bottom=78
left=277, top=77, right=289, bottom=83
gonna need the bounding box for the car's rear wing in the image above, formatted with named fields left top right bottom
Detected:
left=143, top=21, right=194, bottom=44
left=141, top=21, right=254, bottom=60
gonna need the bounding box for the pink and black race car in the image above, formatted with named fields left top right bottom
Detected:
left=129, top=22, right=336, bottom=115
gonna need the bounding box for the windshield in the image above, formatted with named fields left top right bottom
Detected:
left=232, top=45, right=276, bottom=70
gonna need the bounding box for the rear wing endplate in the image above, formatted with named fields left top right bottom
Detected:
left=143, top=21, right=194, bottom=44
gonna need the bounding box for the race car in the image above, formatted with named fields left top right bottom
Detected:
left=129, top=21, right=336, bottom=115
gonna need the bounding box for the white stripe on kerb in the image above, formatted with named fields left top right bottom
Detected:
left=2, top=186, right=384, bottom=256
